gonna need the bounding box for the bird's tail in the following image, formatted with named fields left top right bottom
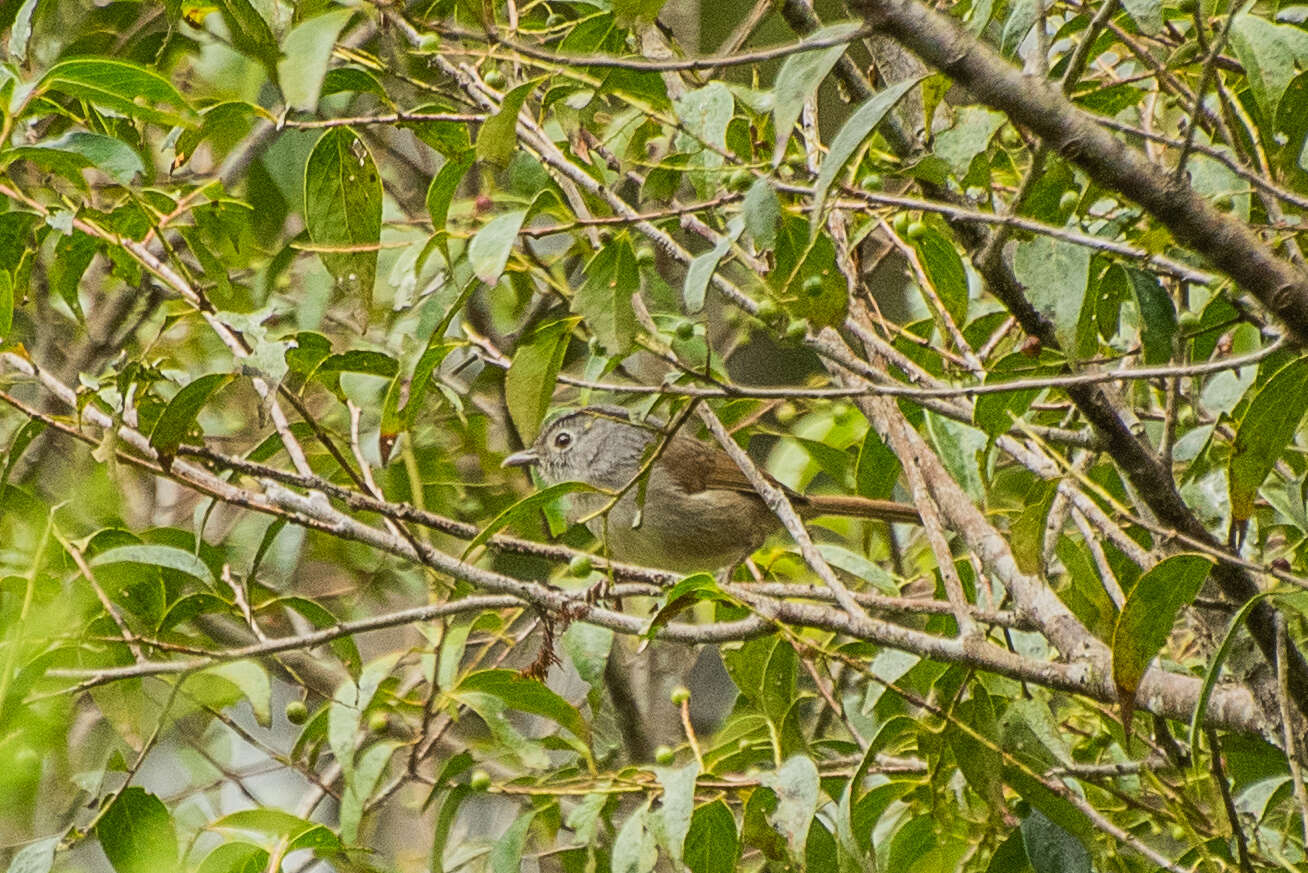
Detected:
left=799, top=494, right=922, bottom=525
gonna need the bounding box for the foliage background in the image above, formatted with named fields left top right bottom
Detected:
left=2, top=0, right=1308, bottom=871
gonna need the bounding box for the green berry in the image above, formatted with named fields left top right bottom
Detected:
left=654, top=744, right=676, bottom=765
left=1058, top=190, right=1080, bottom=213
left=675, top=321, right=696, bottom=341
left=285, top=700, right=309, bottom=724
left=568, top=554, right=593, bottom=577
left=470, top=769, right=492, bottom=790
left=906, top=220, right=928, bottom=240
left=774, top=402, right=798, bottom=425
left=418, top=34, right=441, bottom=52
left=755, top=298, right=780, bottom=322
left=784, top=318, right=809, bottom=341
left=670, top=685, right=691, bottom=705
left=367, top=710, right=390, bottom=734
left=483, top=69, right=506, bottom=89
left=635, top=245, right=656, bottom=266
left=858, top=173, right=882, bottom=190
left=802, top=275, right=825, bottom=297
left=892, top=212, right=912, bottom=236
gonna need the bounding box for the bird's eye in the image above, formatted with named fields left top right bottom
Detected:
left=554, top=431, right=573, bottom=449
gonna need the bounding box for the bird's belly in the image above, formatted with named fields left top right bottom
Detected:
left=568, top=490, right=772, bottom=574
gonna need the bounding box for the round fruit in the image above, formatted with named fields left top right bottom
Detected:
left=675, top=321, right=696, bottom=341
left=483, top=69, right=506, bottom=89
left=892, top=212, right=912, bottom=235
left=367, top=710, right=390, bottom=734
left=755, top=298, right=780, bottom=322
left=858, top=173, right=882, bottom=190
left=802, top=275, right=824, bottom=297
left=906, top=220, right=928, bottom=240
left=470, top=769, right=492, bottom=790
left=670, top=685, right=691, bottom=705
left=727, top=168, right=752, bottom=191
left=1058, top=190, right=1079, bottom=213
left=785, top=318, right=809, bottom=341
left=568, top=554, right=593, bottom=577
left=654, top=745, right=676, bottom=765
left=635, top=245, right=656, bottom=266
left=285, top=700, right=309, bottom=725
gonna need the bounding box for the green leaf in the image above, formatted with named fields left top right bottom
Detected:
left=12, top=132, right=146, bottom=186
left=491, top=810, right=537, bottom=873
left=49, top=230, right=98, bottom=318
left=612, top=801, right=657, bottom=873
left=455, top=669, right=589, bottom=742
left=199, top=661, right=272, bottom=727
left=1119, top=0, right=1162, bottom=34
left=1229, top=13, right=1308, bottom=120
left=461, top=481, right=593, bottom=559
left=341, top=741, right=398, bottom=842
left=743, top=177, right=780, bottom=249
left=1228, top=357, right=1308, bottom=521
left=505, top=318, right=576, bottom=442
left=426, top=152, right=475, bottom=232
left=148, top=373, right=233, bottom=463
left=1000, top=0, right=1039, bottom=57
left=675, top=82, right=733, bottom=196
left=684, top=800, right=739, bottom=873
left=1021, top=809, right=1091, bottom=873
left=468, top=210, right=526, bottom=285
left=683, top=221, right=742, bottom=314
left=810, top=77, right=922, bottom=232
left=1187, top=590, right=1277, bottom=759
left=759, top=755, right=819, bottom=861
left=97, top=788, right=177, bottom=873
left=573, top=238, right=639, bottom=354
left=0, top=419, right=44, bottom=514
left=644, top=573, right=730, bottom=639
left=329, top=678, right=360, bottom=772
left=1012, top=235, right=1091, bottom=357
left=210, top=809, right=342, bottom=852
left=771, top=22, right=860, bottom=166
left=4, top=834, right=60, bottom=873
left=948, top=688, right=1004, bottom=809
left=89, top=544, right=216, bottom=586
left=1111, top=554, right=1212, bottom=731
left=174, top=102, right=260, bottom=167
left=913, top=226, right=968, bottom=325
left=655, top=760, right=700, bottom=862
left=215, top=0, right=280, bottom=68
left=973, top=352, right=1060, bottom=438
left=278, top=9, right=355, bottom=111
left=0, top=271, right=11, bottom=341
left=304, top=127, right=383, bottom=313
left=933, top=106, right=1005, bottom=178
left=39, top=58, right=196, bottom=128
left=855, top=426, right=901, bottom=500
left=194, top=842, right=268, bottom=873
left=477, top=79, right=541, bottom=166
left=1125, top=268, right=1177, bottom=365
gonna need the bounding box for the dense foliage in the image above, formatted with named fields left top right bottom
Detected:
left=2, top=0, right=1308, bottom=871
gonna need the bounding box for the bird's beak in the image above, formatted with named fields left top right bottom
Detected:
left=501, top=448, right=539, bottom=468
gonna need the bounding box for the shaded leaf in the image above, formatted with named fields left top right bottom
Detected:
left=304, top=127, right=383, bottom=314
left=40, top=59, right=196, bottom=128
left=278, top=9, right=354, bottom=111
left=456, top=669, right=589, bottom=741
left=1228, top=357, right=1308, bottom=521
left=684, top=800, right=739, bottom=873
left=810, top=77, right=922, bottom=232
left=573, top=238, right=639, bottom=354
left=1111, top=554, right=1212, bottom=732
left=468, top=210, right=526, bottom=285
left=477, top=79, right=541, bottom=166
left=97, top=788, right=177, bottom=873
left=148, top=373, right=233, bottom=463
left=89, top=544, right=216, bottom=586
left=771, top=23, right=860, bottom=166
left=505, top=318, right=577, bottom=442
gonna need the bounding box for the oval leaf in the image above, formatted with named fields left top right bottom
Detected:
left=304, top=127, right=382, bottom=314
left=148, top=373, right=233, bottom=463
left=1111, top=554, right=1212, bottom=732
left=1229, top=357, right=1308, bottom=521
left=456, top=668, right=589, bottom=741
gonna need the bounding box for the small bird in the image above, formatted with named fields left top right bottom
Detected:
left=502, top=405, right=921, bottom=573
